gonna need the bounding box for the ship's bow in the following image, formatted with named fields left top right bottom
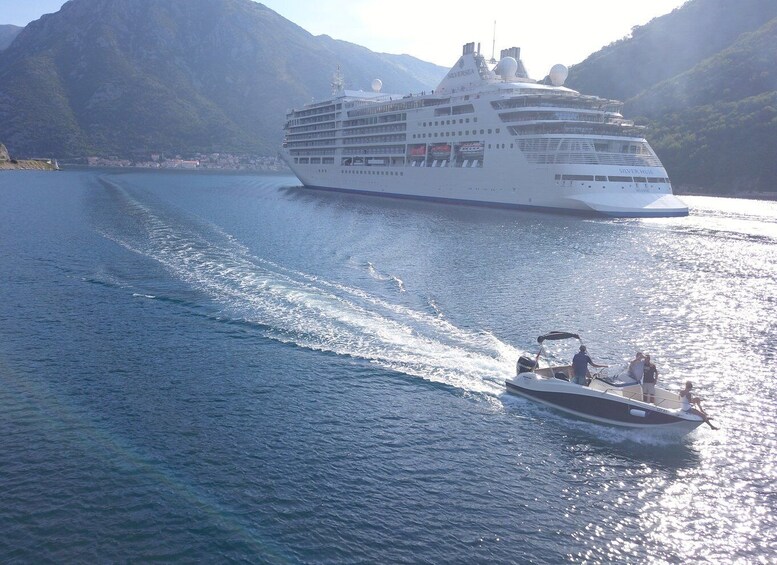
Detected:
left=569, top=192, right=689, bottom=217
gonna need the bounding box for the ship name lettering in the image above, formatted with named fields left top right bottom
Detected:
left=447, top=69, right=475, bottom=79
left=618, top=168, right=653, bottom=175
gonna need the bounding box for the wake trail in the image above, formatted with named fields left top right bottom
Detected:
left=96, top=180, right=516, bottom=396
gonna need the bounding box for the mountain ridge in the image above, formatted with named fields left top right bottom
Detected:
left=0, top=0, right=445, bottom=159
left=0, top=25, right=22, bottom=50
left=566, top=0, right=777, bottom=102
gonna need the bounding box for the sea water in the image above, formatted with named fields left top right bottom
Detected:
left=0, top=169, right=774, bottom=563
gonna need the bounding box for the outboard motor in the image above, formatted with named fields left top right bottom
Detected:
left=516, top=356, right=537, bottom=375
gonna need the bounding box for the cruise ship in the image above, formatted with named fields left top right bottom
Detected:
left=280, top=42, right=688, bottom=217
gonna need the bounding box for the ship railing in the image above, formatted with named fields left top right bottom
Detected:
left=592, top=380, right=684, bottom=410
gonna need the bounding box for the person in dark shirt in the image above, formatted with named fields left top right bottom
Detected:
left=641, top=355, right=659, bottom=403
left=571, top=345, right=607, bottom=386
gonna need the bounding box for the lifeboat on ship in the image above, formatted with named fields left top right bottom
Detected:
left=430, top=144, right=452, bottom=158
left=458, top=141, right=484, bottom=155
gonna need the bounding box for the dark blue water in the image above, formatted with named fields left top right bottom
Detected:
left=1, top=169, right=775, bottom=563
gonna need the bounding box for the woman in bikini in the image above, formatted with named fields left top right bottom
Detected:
left=680, top=381, right=718, bottom=430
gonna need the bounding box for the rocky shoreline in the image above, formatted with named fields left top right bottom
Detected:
left=0, top=143, right=58, bottom=171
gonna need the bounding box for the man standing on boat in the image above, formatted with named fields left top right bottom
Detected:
left=572, top=345, right=607, bottom=386
left=642, top=355, right=658, bottom=403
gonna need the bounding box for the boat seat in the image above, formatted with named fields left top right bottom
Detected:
left=554, top=372, right=569, bottom=381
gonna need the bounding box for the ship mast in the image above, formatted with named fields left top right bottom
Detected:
left=489, top=21, right=497, bottom=64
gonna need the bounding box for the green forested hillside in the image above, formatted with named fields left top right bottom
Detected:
left=0, top=0, right=444, bottom=159
left=567, top=0, right=777, bottom=101
left=630, top=19, right=777, bottom=192
left=627, top=18, right=777, bottom=116
left=649, top=92, right=777, bottom=192
left=567, top=0, right=777, bottom=195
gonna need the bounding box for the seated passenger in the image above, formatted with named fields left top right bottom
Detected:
left=680, top=381, right=718, bottom=430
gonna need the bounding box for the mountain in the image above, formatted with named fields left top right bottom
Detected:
left=0, top=25, right=22, bottom=50
left=566, top=0, right=777, bottom=195
left=0, top=0, right=445, bottom=159
left=566, top=0, right=777, bottom=102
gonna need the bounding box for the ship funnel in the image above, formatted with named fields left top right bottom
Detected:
left=498, top=47, right=529, bottom=78
left=462, top=42, right=476, bottom=55
left=500, top=47, right=521, bottom=60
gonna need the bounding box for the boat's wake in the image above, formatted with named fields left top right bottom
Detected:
left=95, top=178, right=514, bottom=396
left=365, top=261, right=406, bottom=293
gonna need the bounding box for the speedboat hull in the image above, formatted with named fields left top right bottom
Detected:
left=505, top=372, right=704, bottom=433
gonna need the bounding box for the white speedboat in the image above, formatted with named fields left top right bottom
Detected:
left=504, top=332, right=705, bottom=434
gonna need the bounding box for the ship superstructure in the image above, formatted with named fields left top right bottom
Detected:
left=280, top=42, right=688, bottom=217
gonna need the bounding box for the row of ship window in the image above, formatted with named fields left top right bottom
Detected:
left=347, top=99, right=425, bottom=118
left=288, top=104, right=338, bottom=119
left=555, top=174, right=669, bottom=183
left=344, top=114, right=407, bottom=128
left=422, top=118, right=477, bottom=127
left=412, top=129, right=500, bottom=139
left=290, top=113, right=337, bottom=127
left=341, top=170, right=404, bottom=176
left=491, top=97, right=622, bottom=113
left=509, top=124, right=641, bottom=136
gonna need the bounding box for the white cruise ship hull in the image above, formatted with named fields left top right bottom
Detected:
left=281, top=41, right=689, bottom=218
left=282, top=160, right=687, bottom=217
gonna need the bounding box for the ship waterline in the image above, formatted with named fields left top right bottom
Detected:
left=281, top=42, right=688, bottom=217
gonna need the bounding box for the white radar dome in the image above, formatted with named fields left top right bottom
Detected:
left=497, top=56, right=518, bottom=79
left=371, top=78, right=383, bottom=92
left=549, top=64, right=569, bottom=86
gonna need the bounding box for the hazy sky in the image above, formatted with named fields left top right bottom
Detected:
left=3, top=0, right=688, bottom=78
